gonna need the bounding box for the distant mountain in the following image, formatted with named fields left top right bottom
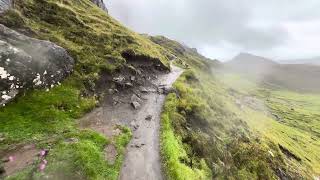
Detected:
left=225, top=53, right=278, bottom=76
left=228, top=53, right=277, bottom=66
left=279, top=57, right=320, bottom=65
left=223, top=53, right=320, bottom=92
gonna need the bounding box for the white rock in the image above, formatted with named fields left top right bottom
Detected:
left=0, top=67, right=10, bottom=79
left=9, top=46, right=19, bottom=53
left=8, top=76, right=15, bottom=81
left=33, top=73, right=42, bottom=86
left=1, top=94, right=11, bottom=101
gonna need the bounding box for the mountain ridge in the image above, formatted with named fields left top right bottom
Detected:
left=224, top=52, right=320, bottom=92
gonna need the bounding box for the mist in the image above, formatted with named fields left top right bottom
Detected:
left=106, top=0, right=320, bottom=61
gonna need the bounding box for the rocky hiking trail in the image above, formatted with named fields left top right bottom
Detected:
left=80, top=64, right=183, bottom=180
left=0, top=63, right=183, bottom=179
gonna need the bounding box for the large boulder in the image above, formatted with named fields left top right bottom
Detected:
left=0, top=24, right=74, bottom=106
left=0, top=0, right=11, bottom=13
left=91, top=0, right=108, bottom=12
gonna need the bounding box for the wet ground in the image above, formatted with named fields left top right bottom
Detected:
left=79, top=65, right=183, bottom=180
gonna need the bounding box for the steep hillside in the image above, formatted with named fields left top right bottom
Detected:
left=155, top=38, right=317, bottom=179
left=224, top=53, right=320, bottom=93
left=0, top=0, right=170, bottom=179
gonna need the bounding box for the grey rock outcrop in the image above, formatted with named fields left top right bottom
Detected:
left=91, top=0, right=108, bottom=12
left=0, top=0, right=11, bottom=13
left=0, top=24, right=74, bottom=106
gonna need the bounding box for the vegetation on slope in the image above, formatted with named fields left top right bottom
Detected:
left=220, top=72, right=320, bottom=175
left=0, top=0, right=168, bottom=178
left=156, top=36, right=315, bottom=179
left=161, top=80, right=212, bottom=180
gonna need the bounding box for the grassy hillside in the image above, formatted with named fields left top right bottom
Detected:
left=155, top=37, right=318, bottom=179
left=219, top=72, right=320, bottom=174
left=0, top=0, right=169, bottom=179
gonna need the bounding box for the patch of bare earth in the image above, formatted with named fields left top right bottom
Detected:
left=2, top=144, right=38, bottom=176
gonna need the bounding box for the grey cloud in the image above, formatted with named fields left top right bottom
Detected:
left=106, top=0, right=320, bottom=60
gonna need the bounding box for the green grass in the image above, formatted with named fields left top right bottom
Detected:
left=161, top=93, right=212, bottom=180
left=5, top=128, right=132, bottom=180
left=0, top=80, right=96, bottom=149
left=218, top=71, right=320, bottom=176
left=160, top=70, right=278, bottom=179
left=156, top=37, right=316, bottom=179
left=217, top=73, right=260, bottom=94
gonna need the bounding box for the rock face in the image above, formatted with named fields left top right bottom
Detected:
left=91, top=0, right=108, bottom=12
left=0, top=0, right=11, bottom=13
left=0, top=24, right=74, bottom=106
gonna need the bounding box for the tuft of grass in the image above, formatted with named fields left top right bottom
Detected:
left=0, top=81, right=96, bottom=149
left=160, top=93, right=211, bottom=180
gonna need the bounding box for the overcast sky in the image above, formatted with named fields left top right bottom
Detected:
left=106, top=0, right=320, bottom=61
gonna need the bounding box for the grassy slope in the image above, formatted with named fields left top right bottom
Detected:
left=161, top=93, right=211, bottom=180
left=218, top=72, right=320, bottom=175
left=154, top=36, right=316, bottom=179
left=0, top=0, right=168, bottom=179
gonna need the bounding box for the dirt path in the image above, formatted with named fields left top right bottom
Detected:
left=119, top=65, right=183, bottom=180
left=80, top=64, right=183, bottom=180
